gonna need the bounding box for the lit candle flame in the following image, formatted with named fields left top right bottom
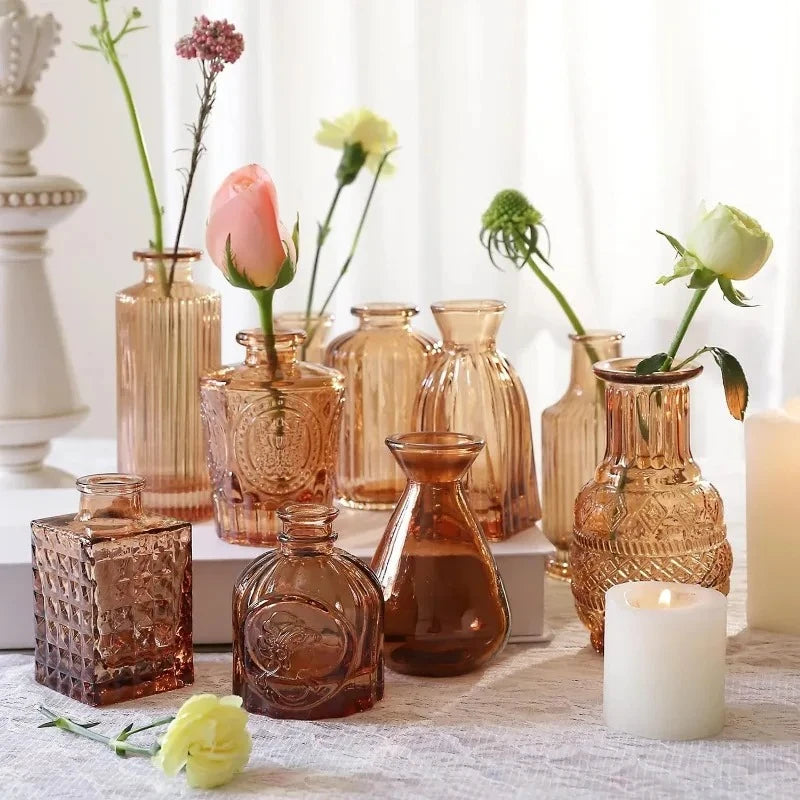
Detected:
left=658, top=589, right=672, bottom=608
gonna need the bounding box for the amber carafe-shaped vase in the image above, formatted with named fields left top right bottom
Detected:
left=414, top=300, right=541, bottom=541
left=31, top=474, right=193, bottom=706
left=372, top=433, right=510, bottom=677
left=200, top=330, right=345, bottom=546
left=541, top=331, right=623, bottom=580
left=275, top=312, right=334, bottom=364
left=233, top=503, right=384, bottom=719
left=571, top=359, right=733, bottom=653
left=326, top=303, right=438, bottom=510
left=117, top=250, right=221, bottom=521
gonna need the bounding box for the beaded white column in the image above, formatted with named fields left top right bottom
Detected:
left=0, top=0, right=88, bottom=487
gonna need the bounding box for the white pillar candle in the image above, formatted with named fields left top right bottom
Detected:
left=604, top=581, right=726, bottom=740
left=745, top=401, right=800, bottom=634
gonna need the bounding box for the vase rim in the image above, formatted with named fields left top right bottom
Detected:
left=594, top=357, right=703, bottom=384
left=352, top=302, right=418, bottom=317
left=431, top=299, right=506, bottom=314
left=236, top=328, right=307, bottom=347
left=569, top=329, right=624, bottom=343
left=76, top=473, right=145, bottom=495
left=386, top=431, right=485, bottom=453
left=277, top=502, right=339, bottom=525
left=132, top=248, right=202, bottom=262
left=275, top=311, right=334, bottom=323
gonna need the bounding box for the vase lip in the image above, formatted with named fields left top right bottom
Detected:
left=431, top=299, right=506, bottom=315
left=278, top=502, right=339, bottom=526
left=275, top=311, right=334, bottom=324
left=132, top=248, right=202, bottom=262
left=569, top=329, right=624, bottom=343
left=352, top=302, right=418, bottom=317
left=236, top=328, right=306, bottom=347
left=386, top=431, right=485, bottom=453
left=77, top=473, right=145, bottom=495
left=594, top=357, right=703, bottom=384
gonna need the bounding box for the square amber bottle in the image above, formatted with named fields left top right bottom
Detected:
left=31, top=474, right=194, bottom=706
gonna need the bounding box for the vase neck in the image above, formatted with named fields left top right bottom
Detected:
left=354, top=303, right=417, bottom=330
left=387, top=432, right=484, bottom=483
left=134, top=249, right=200, bottom=285
left=568, top=331, right=624, bottom=392
left=432, top=299, right=505, bottom=350
left=236, top=329, right=303, bottom=370
left=277, top=503, right=337, bottom=555
left=75, top=474, right=145, bottom=522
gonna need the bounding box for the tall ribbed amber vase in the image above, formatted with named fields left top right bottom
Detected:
left=325, top=303, right=438, bottom=510
left=116, top=250, right=221, bottom=521
left=541, top=331, right=623, bottom=580
left=570, top=358, right=733, bottom=653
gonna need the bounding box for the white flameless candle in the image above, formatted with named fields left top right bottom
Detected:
left=745, top=401, right=800, bottom=634
left=604, top=581, right=727, bottom=740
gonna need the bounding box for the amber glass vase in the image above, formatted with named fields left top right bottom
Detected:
left=570, top=358, right=733, bottom=653
left=117, top=250, right=221, bottom=521
left=31, top=474, right=193, bottom=706
left=372, top=433, right=510, bottom=677
left=541, top=331, right=623, bottom=580
left=275, top=312, right=333, bottom=364
left=233, top=503, right=384, bottom=719
left=326, top=303, right=438, bottom=510
left=200, top=330, right=344, bottom=546
left=414, top=300, right=541, bottom=541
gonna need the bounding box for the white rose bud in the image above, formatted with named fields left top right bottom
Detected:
left=686, top=203, right=773, bottom=281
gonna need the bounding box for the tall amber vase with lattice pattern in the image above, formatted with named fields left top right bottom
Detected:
left=570, top=358, right=733, bottom=653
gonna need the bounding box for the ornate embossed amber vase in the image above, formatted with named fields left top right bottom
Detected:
left=326, top=303, right=438, bottom=510
left=372, top=433, right=510, bottom=676
left=570, top=358, right=733, bottom=653
left=414, top=300, right=541, bottom=541
left=31, top=474, right=193, bottom=706
left=200, top=330, right=345, bottom=546
left=541, top=331, right=623, bottom=580
left=117, top=250, right=221, bottom=521
left=233, top=503, right=384, bottom=719
left=275, top=312, right=333, bottom=364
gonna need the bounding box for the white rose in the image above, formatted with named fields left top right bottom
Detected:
left=686, top=203, right=773, bottom=281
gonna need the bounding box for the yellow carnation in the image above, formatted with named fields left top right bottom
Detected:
left=152, top=694, right=252, bottom=789
left=316, top=108, right=398, bottom=174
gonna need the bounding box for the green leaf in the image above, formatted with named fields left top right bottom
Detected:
left=656, top=255, right=696, bottom=286
left=291, top=214, right=300, bottom=264
left=636, top=353, right=670, bottom=375
left=223, top=235, right=262, bottom=290
left=75, top=43, right=101, bottom=51
left=688, top=267, right=718, bottom=289
left=718, top=277, right=756, bottom=307
left=266, top=256, right=296, bottom=291
left=656, top=229, right=687, bottom=256
left=708, top=346, right=749, bottom=421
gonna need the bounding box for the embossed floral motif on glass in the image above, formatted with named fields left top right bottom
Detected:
left=233, top=503, right=384, bottom=719
left=570, top=359, right=733, bottom=653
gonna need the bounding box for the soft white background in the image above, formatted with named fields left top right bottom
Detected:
left=36, top=0, right=799, bottom=460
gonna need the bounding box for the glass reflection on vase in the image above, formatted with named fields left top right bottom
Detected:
left=325, top=303, right=438, bottom=510
left=200, top=330, right=344, bottom=546
left=414, top=300, right=541, bottom=541
left=275, top=312, right=333, bottom=364
left=371, top=433, right=510, bottom=677
left=117, top=249, right=221, bottom=521
left=570, top=358, right=733, bottom=653
left=541, top=331, right=623, bottom=580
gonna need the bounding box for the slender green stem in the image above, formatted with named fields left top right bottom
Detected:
left=96, top=0, right=165, bottom=291
left=253, top=288, right=280, bottom=378
left=524, top=251, right=587, bottom=336
left=305, top=183, right=344, bottom=328
left=663, top=287, right=708, bottom=369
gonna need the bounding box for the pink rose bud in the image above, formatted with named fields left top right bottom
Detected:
left=205, top=164, right=296, bottom=289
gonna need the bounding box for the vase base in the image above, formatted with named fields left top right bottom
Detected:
left=337, top=496, right=399, bottom=512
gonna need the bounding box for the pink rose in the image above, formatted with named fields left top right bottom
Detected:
left=205, top=164, right=296, bottom=289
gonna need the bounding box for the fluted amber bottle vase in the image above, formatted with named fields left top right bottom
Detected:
left=116, top=250, right=221, bottom=521
left=570, top=358, right=733, bottom=653
left=414, top=300, right=541, bottom=541
left=326, top=303, right=437, bottom=510
left=372, top=433, right=510, bottom=677
left=541, top=331, right=623, bottom=580
left=200, top=330, right=345, bottom=546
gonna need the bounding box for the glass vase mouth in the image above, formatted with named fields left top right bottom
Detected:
left=386, top=431, right=485, bottom=454
left=351, top=302, right=419, bottom=318
left=236, top=329, right=307, bottom=348
left=132, top=248, right=202, bottom=262
left=277, top=502, right=339, bottom=525
left=431, top=299, right=506, bottom=315
left=594, top=357, right=703, bottom=385
left=275, top=312, right=334, bottom=325
left=569, top=330, right=625, bottom=344
left=76, top=474, right=145, bottom=495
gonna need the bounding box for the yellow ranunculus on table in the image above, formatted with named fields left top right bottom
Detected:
left=2, top=461, right=799, bottom=798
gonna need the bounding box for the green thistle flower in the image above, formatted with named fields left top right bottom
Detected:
left=480, top=189, right=548, bottom=270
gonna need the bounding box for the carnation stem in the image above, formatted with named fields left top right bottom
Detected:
left=305, top=184, right=344, bottom=335
left=663, top=287, right=708, bottom=370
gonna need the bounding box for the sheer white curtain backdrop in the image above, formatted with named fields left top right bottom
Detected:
left=44, top=0, right=800, bottom=461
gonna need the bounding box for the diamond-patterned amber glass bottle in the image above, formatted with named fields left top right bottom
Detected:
left=570, top=358, right=732, bottom=653
left=414, top=300, right=541, bottom=540
left=117, top=250, right=221, bottom=521
left=325, top=303, right=438, bottom=510
left=372, top=433, right=511, bottom=676
left=541, top=331, right=623, bottom=580
left=31, top=474, right=193, bottom=706
left=233, top=503, right=384, bottom=719
left=200, top=330, right=345, bottom=546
